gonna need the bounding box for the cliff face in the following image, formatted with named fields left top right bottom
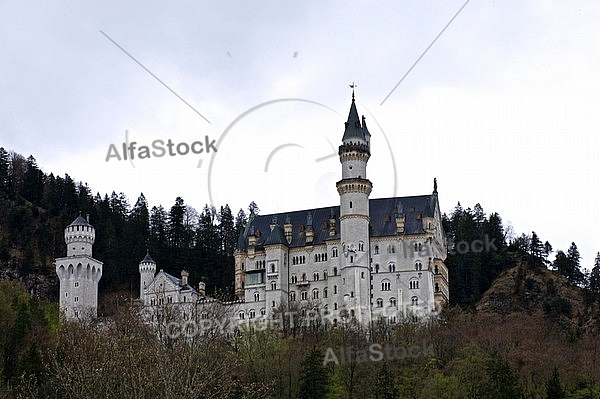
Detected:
left=0, top=268, right=58, bottom=301
left=476, top=254, right=599, bottom=334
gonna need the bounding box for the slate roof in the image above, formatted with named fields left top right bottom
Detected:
left=141, top=252, right=155, bottom=264
left=68, top=215, right=91, bottom=227
left=342, top=97, right=368, bottom=142
left=236, top=195, right=438, bottom=251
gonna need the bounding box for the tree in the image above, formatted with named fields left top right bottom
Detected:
left=588, top=252, right=600, bottom=294
left=218, top=204, right=236, bottom=256
left=248, top=201, right=260, bottom=215
left=298, top=348, right=329, bottom=399
left=545, top=367, right=565, bottom=399
left=530, top=231, right=543, bottom=265
left=567, top=242, right=585, bottom=285
left=168, top=197, right=187, bottom=249
left=0, top=147, right=8, bottom=192
left=22, top=155, right=45, bottom=205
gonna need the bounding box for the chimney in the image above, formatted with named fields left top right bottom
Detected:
left=305, top=212, right=314, bottom=245
left=198, top=281, right=206, bottom=297
left=181, top=270, right=189, bottom=286
left=86, top=213, right=90, bottom=223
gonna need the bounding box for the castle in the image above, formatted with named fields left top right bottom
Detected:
left=57, top=92, right=449, bottom=325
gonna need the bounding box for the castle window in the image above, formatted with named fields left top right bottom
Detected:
left=301, top=291, right=308, bottom=300
left=358, top=242, right=364, bottom=251
left=434, top=265, right=439, bottom=274
left=375, top=264, right=380, bottom=273
left=254, top=292, right=260, bottom=301
left=435, top=283, right=439, bottom=292
left=415, top=261, right=423, bottom=271
left=388, top=263, right=396, bottom=273
left=350, top=256, right=354, bottom=263
left=332, top=247, right=338, bottom=257
left=74, top=296, right=79, bottom=302
left=260, top=308, right=266, bottom=316
left=390, top=297, right=397, bottom=307
left=249, top=310, right=256, bottom=319
left=271, top=282, right=277, bottom=290
left=291, top=274, right=297, bottom=284
left=270, top=264, right=275, bottom=273
left=333, top=267, right=338, bottom=276
left=411, top=296, right=418, bottom=306
left=374, top=245, right=379, bottom=255
left=324, top=287, right=328, bottom=298
left=334, top=285, right=338, bottom=294
left=238, top=311, right=245, bottom=320
left=349, top=201, right=353, bottom=209
left=167, top=296, right=172, bottom=303
left=313, top=272, right=319, bottom=281
left=410, top=279, right=419, bottom=289
left=323, top=270, right=328, bottom=279
left=376, top=298, right=383, bottom=308
left=301, top=273, right=306, bottom=282
left=312, top=289, right=319, bottom=299
left=290, top=291, right=296, bottom=301
left=381, top=280, right=391, bottom=291
left=74, top=281, right=79, bottom=288
left=361, top=272, right=365, bottom=279
left=334, top=303, right=338, bottom=310
left=150, top=298, right=156, bottom=306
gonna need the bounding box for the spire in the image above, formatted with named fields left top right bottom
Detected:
left=141, top=250, right=155, bottom=264
left=342, top=86, right=366, bottom=142
left=433, top=177, right=438, bottom=195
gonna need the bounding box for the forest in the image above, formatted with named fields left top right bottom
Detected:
left=1, top=146, right=600, bottom=398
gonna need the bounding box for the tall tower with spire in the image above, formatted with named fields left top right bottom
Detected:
left=336, top=88, right=372, bottom=323
left=139, top=251, right=157, bottom=302
left=55, top=214, right=103, bottom=320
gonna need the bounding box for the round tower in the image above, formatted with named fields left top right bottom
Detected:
left=336, top=89, right=372, bottom=323
left=139, top=251, right=156, bottom=300
left=55, top=214, right=103, bottom=320
left=65, top=213, right=95, bottom=257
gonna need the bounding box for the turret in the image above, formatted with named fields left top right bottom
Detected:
left=139, top=251, right=156, bottom=300
left=65, top=214, right=95, bottom=257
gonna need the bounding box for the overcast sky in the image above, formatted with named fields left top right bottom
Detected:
left=1, top=1, right=599, bottom=267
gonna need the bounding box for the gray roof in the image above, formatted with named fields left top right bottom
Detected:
left=68, top=215, right=91, bottom=227
left=141, top=252, right=155, bottom=264
left=342, top=98, right=367, bottom=142
left=236, top=195, right=438, bottom=251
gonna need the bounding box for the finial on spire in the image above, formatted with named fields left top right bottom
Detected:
left=349, top=82, right=356, bottom=101
left=433, top=177, right=438, bottom=194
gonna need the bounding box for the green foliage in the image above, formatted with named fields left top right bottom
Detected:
left=443, top=203, right=512, bottom=307
left=546, top=367, right=566, bottom=399
left=299, top=348, right=330, bottom=399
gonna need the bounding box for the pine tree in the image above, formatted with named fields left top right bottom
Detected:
left=168, top=197, right=187, bottom=249
left=298, top=349, right=329, bottom=399
left=588, top=252, right=600, bottom=294
left=566, top=242, right=585, bottom=285
left=218, top=204, right=236, bottom=256
left=545, top=367, right=565, bottom=399
left=0, top=147, right=10, bottom=193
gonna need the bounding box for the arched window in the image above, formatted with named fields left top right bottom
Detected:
left=323, top=287, right=328, bottom=298
left=333, top=285, right=338, bottom=294
left=291, top=274, right=297, bottom=284
left=415, top=261, right=423, bottom=271
left=334, top=303, right=338, bottom=310
left=332, top=247, right=338, bottom=257
left=358, top=241, right=364, bottom=251
left=375, top=264, right=380, bottom=273
left=376, top=298, right=383, bottom=308
left=411, top=296, right=418, bottom=306
left=254, top=292, right=260, bottom=301
left=270, top=263, right=275, bottom=273
left=388, top=263, right=396, bottom=273
left=381, top=280, right=391, bottom=291
left=390, top=297, right=397, bottom=307
left=301, top=291, right=308, bottom=300
left=290, top=291, right=296, bottom=301
left=409, top=279, right=419, bottom=290
left=271, top=282, right=277, bottom=290
left=249, top=310, right=256, bottom=319
left=238, top=311, right=245, bottom=320
left=312, top=289, right=319, bottom=299
left=333, top=267, right=338, bottom=276
left=313, top=272, right=319, bottom=281
left=374, top=245, right=379, bottom=254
